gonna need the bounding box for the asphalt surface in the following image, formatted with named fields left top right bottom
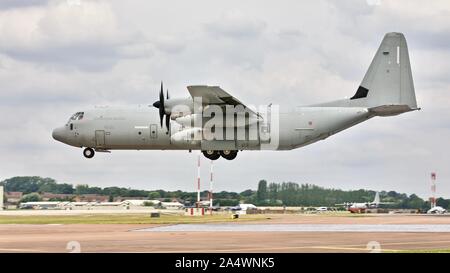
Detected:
left=1, top=214, right=450, bottom=253
left=137, top=223, right=450, bottom=232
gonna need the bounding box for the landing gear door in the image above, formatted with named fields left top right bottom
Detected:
left=201, top=140, right=236, bottom=151
left=95, top=130, right=105, bottom=148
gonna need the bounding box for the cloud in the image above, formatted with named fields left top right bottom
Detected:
left=153, top=36, right=186, bottom=54
left=0, top=0, right=49, bottom=10
left=205, top=10, right=267, bottom=39
left=331, top=0, right=450, bottom=50
left=0, top=0, right=148, bottom=71
left=1, top=0, right=450, bottom=198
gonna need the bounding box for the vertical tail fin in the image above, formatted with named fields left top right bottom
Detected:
left=313, top=33, right=419, bottom=116
left=354, top=32, right=418, bottom=115
left=373, top=192, right=380, bottom=205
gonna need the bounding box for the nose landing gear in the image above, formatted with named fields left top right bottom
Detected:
left=83, top=147, right=95, bottom=159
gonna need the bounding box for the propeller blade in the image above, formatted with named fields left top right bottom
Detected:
left=166, top=89, right=169, bottom=100
left=165, top=113, right=171, bottom=131
left=159, top=82, right=165, bottom=127
left=160, top=82, right=164, bottom=103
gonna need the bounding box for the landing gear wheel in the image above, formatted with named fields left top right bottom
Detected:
left=202, top=150, right=220, bottom=160
left=220, top=150, right=238, bottom=160
left=83, top=148, right=95, bottom=159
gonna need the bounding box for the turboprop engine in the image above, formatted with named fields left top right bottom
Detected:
left=170, top=127, right=203, bottom=145
left=174, top=114, right=202, bottom=127
left=175, top=113, right=259, bottom=128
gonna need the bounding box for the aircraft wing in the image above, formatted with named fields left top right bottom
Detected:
left=187, top=85, right=259, bottom=117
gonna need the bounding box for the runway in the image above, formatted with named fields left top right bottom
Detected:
left=137, top=224, right=450, bottom=233
left=1, top=214, right=450, bottom=252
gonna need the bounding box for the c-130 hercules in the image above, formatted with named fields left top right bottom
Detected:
left=53, top=33, right=419, bottom=161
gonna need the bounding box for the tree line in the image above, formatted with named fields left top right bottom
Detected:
left=0, top=176, right=242, bottom=205
left=1, top=176, right=449, bottom=209
left=252, top=180, right=450, bottom=210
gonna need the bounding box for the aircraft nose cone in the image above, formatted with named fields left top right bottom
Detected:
left=52, top=127, right=65, bottom=142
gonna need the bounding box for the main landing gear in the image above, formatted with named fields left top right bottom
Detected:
left=202, top=150, right=238, bottom=160
left=83, top=147, right=95, bottom=159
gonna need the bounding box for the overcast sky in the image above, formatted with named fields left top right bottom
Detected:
left=0, top=0, right=449, bottom=198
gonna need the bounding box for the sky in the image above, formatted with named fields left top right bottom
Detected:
left=0, top=0, right=449, bottom=198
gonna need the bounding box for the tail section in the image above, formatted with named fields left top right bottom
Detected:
left=355, top=32, right=417, bottom=115
left=373, top=192, right=380, bottom=205
left=313, top=32, right=419, bottom=116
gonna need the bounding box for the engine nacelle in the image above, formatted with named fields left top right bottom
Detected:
left=164, top=98, right=193, bottom=116
left=175, top=114, right=202, bottom=127
left=170, top=127, right=203, bottom=144
left=175, top=113, right=259, bottom=128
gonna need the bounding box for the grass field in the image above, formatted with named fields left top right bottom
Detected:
left=0, top=213, right=269, bottom=224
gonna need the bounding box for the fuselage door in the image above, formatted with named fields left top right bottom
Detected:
left=95, top=130, right=106, bottom=148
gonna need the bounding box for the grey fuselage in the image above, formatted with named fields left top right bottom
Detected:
left=52, top=32, right=419, bottom=157
left=52, top=101, right=372, bottom=152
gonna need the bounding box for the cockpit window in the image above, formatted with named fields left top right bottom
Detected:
left=66, top=112, right=84, bottom=124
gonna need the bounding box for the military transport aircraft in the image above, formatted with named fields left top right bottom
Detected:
left=336, top=192, right=394, bottom=213
left=53, top=33, right=419, bottom=160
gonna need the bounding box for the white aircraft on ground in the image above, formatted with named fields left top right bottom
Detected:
left=427, top=206, right=447, bottom=214
left=336, top=192, right=393, bottom=213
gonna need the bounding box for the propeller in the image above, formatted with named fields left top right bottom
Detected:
left=165, top=88, right=170, bottom=130
left=152, top=82, right=171, bottom=132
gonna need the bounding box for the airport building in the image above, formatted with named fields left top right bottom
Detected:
left=4, top=191, right=22, bottom=205
left=18, top=200, right=185, bottom=211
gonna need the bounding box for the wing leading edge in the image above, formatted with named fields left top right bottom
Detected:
left=186, top=85, right=259, bottom=117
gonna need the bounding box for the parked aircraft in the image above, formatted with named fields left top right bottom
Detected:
left=427, top=206, right=447, bottom=214
left=53, top=33, right=419, bottom=160
left=336, top=192, right=393, bottom=213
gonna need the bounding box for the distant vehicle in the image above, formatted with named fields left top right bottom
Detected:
left=427, top=206, right=447, bottom=214
left=316, top=207, right=328, bottom=212
left=195, top=201, right=222, bottom=211
left=197, top=200, right=211, bottom=207
left=336, top=192, right=393, bottom=213
left=210, top=206, right=221, bottom=211
left=227, top=206, right=241, bottom=211
left=238, top=204, right=257, bottom=211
